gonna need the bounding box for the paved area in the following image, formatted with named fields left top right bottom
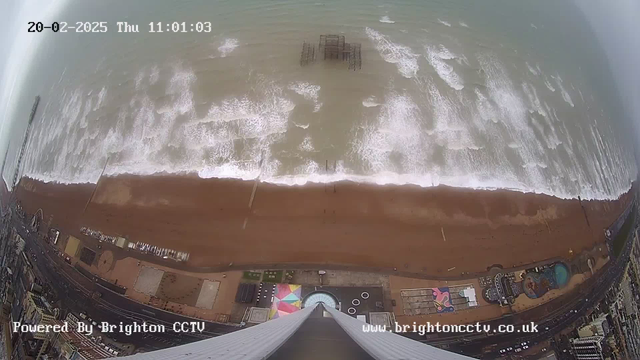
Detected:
left=157, top=272, right=203, bottom=306
left=64, top=235, right=80, bottom=257
left=389, top=276, right=506, bottom=325
left=109, top=257, right=242, bottom=322
left=247, top=307, right=270, bottom=323
left=294, top=269, right=393, bottom=310
left=133, top=266, right=164, bottom=296
left=400, top=284, right=476, bottom=316
left=196, top=280, right=221, bottom=309
left=97, top=250, right=114, bottom=273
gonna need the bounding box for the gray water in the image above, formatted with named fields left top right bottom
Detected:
left=5, top=0, right=636, bottom=199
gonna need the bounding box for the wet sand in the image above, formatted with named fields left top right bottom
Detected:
left=15, top=175, right=633, bottom=278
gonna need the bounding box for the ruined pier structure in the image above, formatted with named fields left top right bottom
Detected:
left=300, top=34, right=361, bottom=70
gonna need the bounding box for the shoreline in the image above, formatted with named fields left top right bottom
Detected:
left=21, top=169, right=635, bottom=202
left=15, top=174, right=634, bottom=278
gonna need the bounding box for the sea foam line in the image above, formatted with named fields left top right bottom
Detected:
left=365, top=27, right=419, bottom=78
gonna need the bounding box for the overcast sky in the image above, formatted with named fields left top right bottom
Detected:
left=573, top=0, right=640, bottom=157
left=0, top=0, right=68, bottom=163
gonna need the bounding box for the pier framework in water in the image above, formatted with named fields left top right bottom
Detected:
left=300, top=34, right=361, bottom=70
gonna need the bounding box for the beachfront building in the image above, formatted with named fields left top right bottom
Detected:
left=570, top=336, right=605, bottom=360
left=115, top=303, right=473, bottom=360
left=578, top=314, right=610, bottom=338
left=20, top=291, right=56, bottom=357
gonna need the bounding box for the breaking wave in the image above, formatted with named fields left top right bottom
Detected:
left=365, top=27, right=419, bottom=78
left=217, top=38, right=239, bottom=58
left=20, top=47, right=636, bottom=201
left=379, top=16, right=395, bottom=24
left=288, top=81, right=322, bottom=112
left=424, top=45, right=464, bottom=90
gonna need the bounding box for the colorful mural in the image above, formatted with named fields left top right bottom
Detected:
left=269, top=284, right=302, bottom=319
left=431, top=287, right=455, bottom=313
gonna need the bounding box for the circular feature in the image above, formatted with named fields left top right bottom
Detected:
left=361, top=292, right=370, bottom=299
left=97, top=250, right=114, bottom=274
left=302, top=291, right=338, bottom=309
left=554, top=263, right=570, bottom=287
left=352, top=298, right=361, bottom=306
left=347, top=307, right=356, bottom=315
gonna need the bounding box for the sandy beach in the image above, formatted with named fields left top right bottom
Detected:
left=15, top=175, right=633, bottom=278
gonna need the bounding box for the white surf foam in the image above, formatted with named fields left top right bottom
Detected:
left=288, top=81, right=322, bottom=112
left=424, top=45, right=464, bottom=90
left=22, top=56, right=637, bottom=202
left=365, top=27, right=419, bottom=78
left=438, top=19, right=452, bottom=27
left=149, top=65, right=160, bottom=85
left=543, top=76, right=556, bottom=92
left=474, top=88, right=498, bottom=123
left=94, top=87, right=107, bottom=111
left=554, top=75, right=574, bottom=107
left=521, top=82, right=547, bottom=118
left=134, top=70, right=145, bottom=90
left=522, top=162, right=548, bottom=169
left=459, top=21, right=469, bottom=28
left=298, top=135, right=315, bottom=152
left=218, top=38, right=239, bottom=58
left=426, top=80, right=481, bottom=153
left=525, top=62, right=539, bottom=76
left=355, top=91, right=424, bottom=173
left=362, top=96, right=381, bottom=107
left=379, top=16, right=395, bottom=24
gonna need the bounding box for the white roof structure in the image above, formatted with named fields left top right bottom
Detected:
left=462, top=287, right=478, bottom=307
left=113, top=303, right=474, bottom=360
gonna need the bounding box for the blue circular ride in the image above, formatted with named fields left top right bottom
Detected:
left=554, top=263, right=570, bottom=287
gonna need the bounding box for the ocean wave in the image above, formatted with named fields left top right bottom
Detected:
left=354, top=92, right=424, bottom=173
left=379, top=16, right=395, bottom=24
left=21, top=58, right=637, bottom=202
left=365, top=27, right=419, bottom=78
left=525, top=62, right=539, bottom=76
left=288, top=81, right=322, bottom=112
left=424, top=45, right=464, bottom=90
left=553, top=75, right=574, bottom=107
left=438, top=19, right=452, bottom=27
left=362, top=96, right=381, bottom=107
left=218, top=38, right=239, bottom=58
left=543, top=76, right=556, bottom=92
left=149, top=65, right=160, bottom=85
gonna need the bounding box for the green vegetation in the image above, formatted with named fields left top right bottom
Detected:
left=262, top=270, right=283, bottom=283
left=612, top=205, right=637, bottom=257
left=242, top=271, right=262, bottom=281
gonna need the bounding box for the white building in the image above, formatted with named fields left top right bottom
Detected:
left=578, top=314, right=609, bottom=338
left=113, top=303, right=473, bottom=360
left=570, top=336, right=605, bottom=360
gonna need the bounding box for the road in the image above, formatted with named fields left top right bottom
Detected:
left=13, top=218, right=240, bottom=353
